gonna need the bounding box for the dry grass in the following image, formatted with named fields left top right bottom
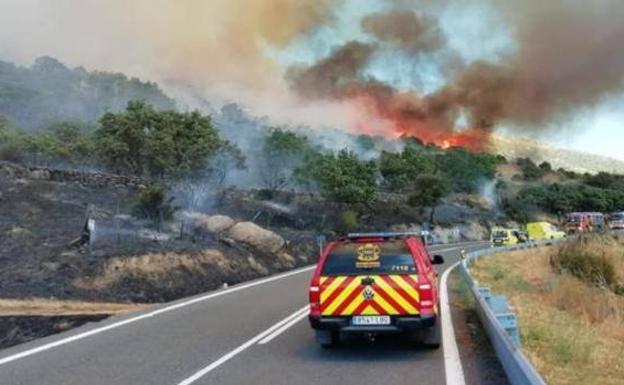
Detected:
left=471, top=240, right=624, bottom=385
left=0, top=298, right=152, bottom=316
left=73, top=249, right=231, bottom=290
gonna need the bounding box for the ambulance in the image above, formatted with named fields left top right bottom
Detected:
left=308, top=232, right=444, bottom=348
left=526, top=222, right=566, bottom=241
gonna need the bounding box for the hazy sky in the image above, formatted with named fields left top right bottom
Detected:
left=0, top=0, right=622, bottom=160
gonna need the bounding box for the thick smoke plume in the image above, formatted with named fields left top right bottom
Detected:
left=2, top=0, right=624, bottom=150
left=287, top=1, right=624, bottom=149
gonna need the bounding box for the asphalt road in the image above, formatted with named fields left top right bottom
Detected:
left=0, top=241, right=490, bottom=385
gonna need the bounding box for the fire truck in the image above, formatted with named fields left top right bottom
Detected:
left=564, top=212, right=605, bottom=233
left=308, top=232, right=444, bottom=348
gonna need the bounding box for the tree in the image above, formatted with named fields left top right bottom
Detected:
left=95, top=101, right=226, bottom=180
left=435, top=148, right=503, bottom=193
left=407, top=174, right=450, bottom=223
left=379, top=145, right=435, bottom=191
left=296, top=149, right=377, bottom=205
left=517, top=157, right=544, bottom=180
left=260, top=128, right=311, bottom=195
left=48, top=121, right=97, bottom=167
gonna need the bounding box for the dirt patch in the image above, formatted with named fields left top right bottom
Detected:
left=0, top=299, right=151, bottom=316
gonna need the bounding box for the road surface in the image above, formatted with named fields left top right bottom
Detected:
left=0, top=242, right=490, bottom=385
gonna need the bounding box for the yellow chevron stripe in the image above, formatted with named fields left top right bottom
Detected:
left=391, top=275, right=420, bottom=304
left=320, top=276, right=346, bottom=303
left=323, top=278, right=361, bottom=315
left=371, top=289, right=400, bottom=315
left=374, top=277, right=417, bottom=314
left=340, top=291, right=365, bottom=316
left=319, top=276, right=328, bottom=285
left=361, top=304, right=377, bottom=315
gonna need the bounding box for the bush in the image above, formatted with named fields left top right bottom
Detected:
left=132, top=184, right=176, bottom=225
left=336, top=209, right=359, bottom=234
left=554, top=242, right=616, bottom=288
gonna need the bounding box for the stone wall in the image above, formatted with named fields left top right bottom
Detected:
left=0, top=161, right=145, bottom=189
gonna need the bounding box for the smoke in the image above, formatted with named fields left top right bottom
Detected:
left=361, top=10, right=444, bottom=52
left=1, top=0, right=624, bottom=150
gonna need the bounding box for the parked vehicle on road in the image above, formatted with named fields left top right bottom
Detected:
left=527, top=222, right=566, bottom=241
left=608, top=212, right=624, bottom=230
left=490, top=227, right=527, bottom=246
left=564, top=212, right=605, bottom=233
left=308, top=232, right=444, bottom=348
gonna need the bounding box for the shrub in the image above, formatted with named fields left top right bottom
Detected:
left=554, top=242, right=616, bottom=288
left=336, top=209, right=359, bottom=234
left=132, top=184, right=176, bottom=225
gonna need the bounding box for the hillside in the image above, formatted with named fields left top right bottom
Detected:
left=491, top=134, right=624, bottom=174
left=0, top=57, right=175, bottom=129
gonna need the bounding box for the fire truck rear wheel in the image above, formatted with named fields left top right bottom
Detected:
left=419, top=319, right=441, bottom=349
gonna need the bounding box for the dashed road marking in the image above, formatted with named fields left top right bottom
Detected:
left=176, top=305, right=309, bottom=385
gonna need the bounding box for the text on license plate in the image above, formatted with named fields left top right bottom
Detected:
left=351, top=316, right=391, bottom=326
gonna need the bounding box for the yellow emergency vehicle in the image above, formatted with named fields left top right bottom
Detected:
left=526, top=222, right=566, bottom=241
left=490, top=227, right=525, bottom=246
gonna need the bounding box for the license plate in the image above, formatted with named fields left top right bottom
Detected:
left=351, top=316, right=391, bottom=326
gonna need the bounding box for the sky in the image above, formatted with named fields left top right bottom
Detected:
left=0, top=0, right=622, bottom=160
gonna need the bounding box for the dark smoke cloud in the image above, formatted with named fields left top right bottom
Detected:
left=286, top=41, right=375, bottom=99
left=361, top=10, right=443, bottom=52
left=287, top=1, right=624, bottom=149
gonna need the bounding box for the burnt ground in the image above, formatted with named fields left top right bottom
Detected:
left=448, top=268, right=510, bottom=385
left=0, top=315, right=108, bottom=350
left=0, top=175, right=134, bottom=299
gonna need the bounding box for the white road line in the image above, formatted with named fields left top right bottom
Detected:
left=441, top=261, right=467, bottom=385
left=176, top=305, right=309, bottom=385
left=0, top=265, right=316, bottom=367
left=258, top=308, right=309, bottom=345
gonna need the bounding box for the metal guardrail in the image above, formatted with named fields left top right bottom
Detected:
left=459, top=240, right=565, bottom=385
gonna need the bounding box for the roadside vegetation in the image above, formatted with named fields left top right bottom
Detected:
left=471, top=235, right=624, bottom=385
left=501, top=158, right=624, bottom=222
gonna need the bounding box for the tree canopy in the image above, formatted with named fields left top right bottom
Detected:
left=296, top=149, right=377, bottom=205
left=95, top=101, right=226, bottom=180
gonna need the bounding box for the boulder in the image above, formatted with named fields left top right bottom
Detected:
left=30, top=169, right=50, bottom=180
left=200, top=215, right=236, bottom=234
left=247, top=256, right=269, bottom=275
left=276, top=252, right=296, bottom=268
left=227, top=222, right=285, bottom=254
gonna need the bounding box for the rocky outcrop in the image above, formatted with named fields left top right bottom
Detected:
left=227, top=221, right=286, bottom=254
left=196, top=215, right=236, bottom=234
